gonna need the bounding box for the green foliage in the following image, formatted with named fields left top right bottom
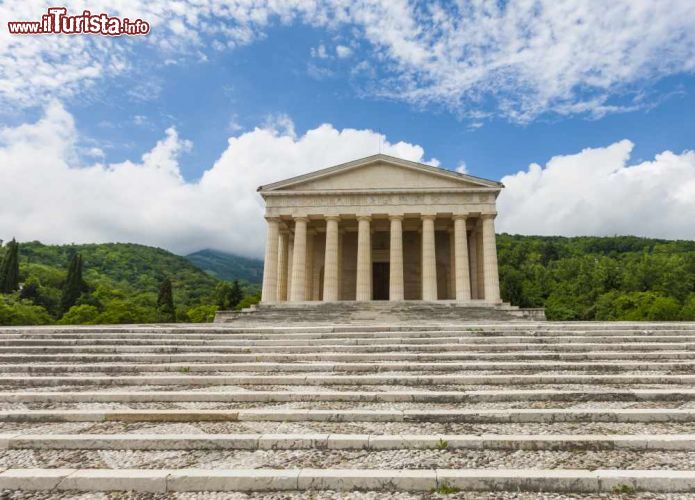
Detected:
left=0, top=239, right=20, bottom=293
left=156, top=277, right=176, bottom=323
left=611, top=484, right=636, bottom=495
left=0, top=241, right=260, bottom=326
left=60, top=253, right=86, bottom=315
left=433, top=483, right=460, bottom=494
left=0, top=297, right=52, bottom=325
left=59, top=305, right=100, bottom=325
left=236, top=293, right=261, bottom=311
left=435, top=438, right=448, bottom=450
left=682, top=294, right=695, bottom=320
left=215, top=281, right=241, bottom=310
left=497, top=234, right=695, bottom=321
left=185, top=304, right=218, bottom=323
left=95, top=298, right=156, bottom=324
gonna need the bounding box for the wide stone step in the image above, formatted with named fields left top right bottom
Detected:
left=3, top=388, right=695, bottom=403
left=2, top=373, right=695, bottom=387
left=5, top=408, right=695, bottom=423
left=2, top=467, right=695, bottom=493
left=3, top=432, right=695, bottom=451
left=6, top=342, right=695, bottom=354
left=8, top=335, right=695, bottom=345
left=4, top=322, right=695, bottom=334
left=4, top=351, right=695, bottom=363
left=4, top=360, right=695, bottom=374
left=14, top=331, right=695, bottom=343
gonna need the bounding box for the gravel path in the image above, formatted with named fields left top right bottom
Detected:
left=2, top=399, right=695, bottom=411
left=1, top=448, right=695, bottom=470
left=4, top=420, right=695, bottom=435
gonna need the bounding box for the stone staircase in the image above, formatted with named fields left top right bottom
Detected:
left=0, top=322, right=694, bottom=498
left=216, top=301, right=546, bottom=324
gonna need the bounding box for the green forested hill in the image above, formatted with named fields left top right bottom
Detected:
left=0, top=241, right=259, bottom=325
left=2, top=235, right=695, bottom=324
left=497, top=234, right=695, bottom=320
left=186, top=249, right=264, bottom=284
left=19, top=242, right=218, bottom=305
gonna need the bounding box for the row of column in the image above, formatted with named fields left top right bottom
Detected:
left=261, top=215, right=501, bottom=303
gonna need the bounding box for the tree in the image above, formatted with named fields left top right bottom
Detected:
left=60, top=253, right=86, bottom=314
left=59, top=304, right=99, bottom=325
left=156, top=277, right=176, bottom=322
left=0, top=239, right=20, bottom=294
left=229, top=280, right=243, bottom=309
left=215, top=282, right=233, bottom=310
left=215, top=280, right=244, bottom=310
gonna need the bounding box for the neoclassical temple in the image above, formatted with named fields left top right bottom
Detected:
left=259, top=154, right=503, bottom=304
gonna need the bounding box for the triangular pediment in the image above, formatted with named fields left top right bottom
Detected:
left=258, top=154, right=502, bottom=193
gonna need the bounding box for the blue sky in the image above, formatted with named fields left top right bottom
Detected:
left=57, top=23, right=695, bottom=182
left=1, top=1, right=694, bottom=256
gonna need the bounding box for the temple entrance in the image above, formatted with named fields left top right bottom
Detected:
left=372, top=262, right=389, bottom=300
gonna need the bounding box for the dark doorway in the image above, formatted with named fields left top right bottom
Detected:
left=372, top=262, right=389, bottom=300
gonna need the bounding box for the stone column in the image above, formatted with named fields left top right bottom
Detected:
left=323, top=216, right=340, bottom=301
left=448, top=228, right=455, bottom=299
left=453, top=215, right=471, bottom=302
left=337, top=230, right=343, bottom=300
left=389, top=215, right=404, bottom=301
left=261, top=218, right=280, bottom=304
left=304, top=229, right=315, bottom=301
left=482, top=214, right=501, bottom=303
left=468, top=230, right=478, bottom=300
left=289, top=217, right=307, bottom=302
left=287, top=237, right=294, bottom=298
left=421, top=215, right=438, bottom=301
left=276, top=231, right=289, bottom=302
left=355, top=216, right=372, bottom=301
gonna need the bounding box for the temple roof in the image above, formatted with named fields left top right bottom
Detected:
left=258, top=154, right=503, bottom=193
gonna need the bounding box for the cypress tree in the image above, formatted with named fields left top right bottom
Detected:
left=60, top=253, right=84, bottom=314
left=0, top=239, right=20, bottom=294
left=157, top=277, right=176, bottom=322
left=229, top=280, right=243, bottom=309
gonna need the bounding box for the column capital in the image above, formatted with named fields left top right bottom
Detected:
left=481, top=213, right=497, bottom=220
left=325, top=215, right=341, bottom=222
left=357, top=215, right=372, bottom=222
left=265, top=216, right=281, bottom=223
left=453, top=214, right=468, bottom=221
left=388, top=214, right=404, bottom=221
left=293, top=216, right=309, bottom=222
left=421, top=214, right=437, bottom=221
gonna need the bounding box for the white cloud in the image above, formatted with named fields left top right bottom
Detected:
left=0, top=103, right=434, bottom=257
left=497, top=140, right=695, bottom=240
left=2, top=104, right=694, bottom=258
left=455, top=162, right=467, bottom=174
left=335, top=45, right=352, bottom=58
left=311, top=44, right=329, bottom=59
left=1, top=1, right=693, bottom=120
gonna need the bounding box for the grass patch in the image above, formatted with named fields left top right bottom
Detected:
left=611, top=484, right=636, bottom=495
left=179, top=366, right=191, bottom=373
left=435, top=438, right=449, bottom=450
left=433, top=483, right=460, bottom=494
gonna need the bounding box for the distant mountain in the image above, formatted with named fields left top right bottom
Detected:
left=186, top=249, right=264, bottom=284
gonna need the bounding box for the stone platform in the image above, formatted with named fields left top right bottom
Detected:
left=215, top=301, right=546, bottom=324
left=0, top=321, right=694, bottom=496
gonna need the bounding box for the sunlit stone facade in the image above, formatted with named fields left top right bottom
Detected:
left=258, top=154, right=503, bottom=304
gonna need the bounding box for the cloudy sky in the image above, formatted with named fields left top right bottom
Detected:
left=1, top=1, right=694, bottom=257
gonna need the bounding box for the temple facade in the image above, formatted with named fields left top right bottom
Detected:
left=258, top=154, right=503, bottom=304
